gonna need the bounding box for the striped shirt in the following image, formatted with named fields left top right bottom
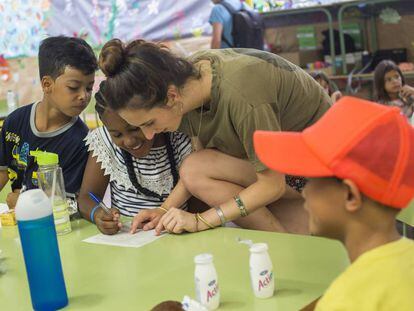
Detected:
left=85, top=127, right=192, bottom=216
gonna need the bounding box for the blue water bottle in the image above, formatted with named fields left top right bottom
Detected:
left=15, top=189, right=68, bottom=310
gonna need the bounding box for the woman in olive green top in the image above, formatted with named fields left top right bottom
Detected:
left=98, top=39, right=331, bottom=234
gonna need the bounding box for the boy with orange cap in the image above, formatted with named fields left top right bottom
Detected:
left=254, top=97, right=414, bottom=310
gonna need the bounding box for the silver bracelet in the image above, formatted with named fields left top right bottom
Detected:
left=214, top=206, right=226, bottom=226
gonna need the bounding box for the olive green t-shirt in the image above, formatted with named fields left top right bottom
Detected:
left=179, top=49, right=331, bottom=171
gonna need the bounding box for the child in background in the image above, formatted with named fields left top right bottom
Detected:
left=0, top=36, right=97, bottom=210
left=374, top=60, right=414, bottom=121
left=310, top=71, right=342, bottom=103
left=78, top=81, right=193, bottom=235
left=255, top=97, right=414, bottom=311
left=209, top=0, right=244, bottom=49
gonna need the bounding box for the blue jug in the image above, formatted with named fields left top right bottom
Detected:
left=15, top=189, right=68, bottom=310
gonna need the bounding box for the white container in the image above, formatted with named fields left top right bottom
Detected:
left=7, top=90, right=17, bottom=112
left=194, top=253, right=220, bottom=310
left=181, top=296, right=208, bottom=311
left=249, top=243, right=275, bottom=298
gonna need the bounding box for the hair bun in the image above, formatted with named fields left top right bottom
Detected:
left=99, top=39, right=125, bottom=77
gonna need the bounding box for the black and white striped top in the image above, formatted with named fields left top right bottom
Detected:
left=85, top=127, right=192, bottom=216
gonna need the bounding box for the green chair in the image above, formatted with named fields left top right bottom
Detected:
left=397, top=200, right=414, bottom=237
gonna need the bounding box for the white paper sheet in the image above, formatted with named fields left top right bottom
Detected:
left=0, top=203, right=9, bottom=214
left=82, top=223, right=166, bottom=248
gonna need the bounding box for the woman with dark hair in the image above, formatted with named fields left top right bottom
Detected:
left=99, top=39, right=332, bottom=235
left=374, top=60, right=414, bottom=120
left=77, top=81, right=193, bottom=235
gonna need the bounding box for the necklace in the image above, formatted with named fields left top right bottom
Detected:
left=188, top=103, right=204, bottom=152
left=187, top=61, right=210, bottom=152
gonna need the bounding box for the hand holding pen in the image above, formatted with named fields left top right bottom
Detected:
left=89, top=192, right=122, bottom=235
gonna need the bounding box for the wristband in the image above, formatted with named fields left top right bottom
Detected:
left=90, top=205, right=100, bottom=223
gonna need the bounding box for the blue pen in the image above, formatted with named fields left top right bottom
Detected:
left=88, top=192, right=113, bottom=215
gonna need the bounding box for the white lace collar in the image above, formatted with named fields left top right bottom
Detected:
left=85, top=127, right=175, bottom=196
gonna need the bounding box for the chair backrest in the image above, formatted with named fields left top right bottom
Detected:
left=398, top=200, right=414, bottom=227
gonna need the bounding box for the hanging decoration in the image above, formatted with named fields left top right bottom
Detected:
left=1, top=0, right=212, bottom=59
left=0, top=0, right=51, bottom=58
left=379, top=7, right=401, bottom=24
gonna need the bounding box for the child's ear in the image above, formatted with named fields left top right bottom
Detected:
left=41, top=76, right=54, bottom=94
left=342, top=179, right=363, bottom=213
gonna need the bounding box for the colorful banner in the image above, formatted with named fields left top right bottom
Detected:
left=1, top=0, right=214, bottom=59
left=0, top=0, right=51, bottom=58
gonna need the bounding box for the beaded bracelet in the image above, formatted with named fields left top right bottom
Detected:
left=234, top=195, right=248, bottom=217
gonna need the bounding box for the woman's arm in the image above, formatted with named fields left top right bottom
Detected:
left=129, top=179, right=192, bottom=233
left=155, top=102, right=290, bottom=234
left=78, top=153, right=120, bottom=235
left=194, top=169, right=285, bottom=230
left=161, top=179, right=192, bottom=210
left=155, top=169, right=286, bottom=234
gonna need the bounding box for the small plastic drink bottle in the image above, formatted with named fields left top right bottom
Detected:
left=15, top=189, right=68, bottom=310
left=249, top=243, right=275, bottom=298
left=6, top=90, right=17, bottom=112
left=194, top=253, right=220, bottom=310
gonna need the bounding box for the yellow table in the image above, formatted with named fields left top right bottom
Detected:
left=0, top=220, right=349, bottom=310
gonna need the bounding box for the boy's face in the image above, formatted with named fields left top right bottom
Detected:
left=302, top=178, right=347, bottom=239
left=45, top=66, right=95, bottom=118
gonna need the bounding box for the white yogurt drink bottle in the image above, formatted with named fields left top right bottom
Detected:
left=194, top=253, right=220, bottom=310
left=249, top=243, right=275, bottom=298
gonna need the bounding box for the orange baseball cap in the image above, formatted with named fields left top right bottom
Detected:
left=254, top=96, right=414, bottom=209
